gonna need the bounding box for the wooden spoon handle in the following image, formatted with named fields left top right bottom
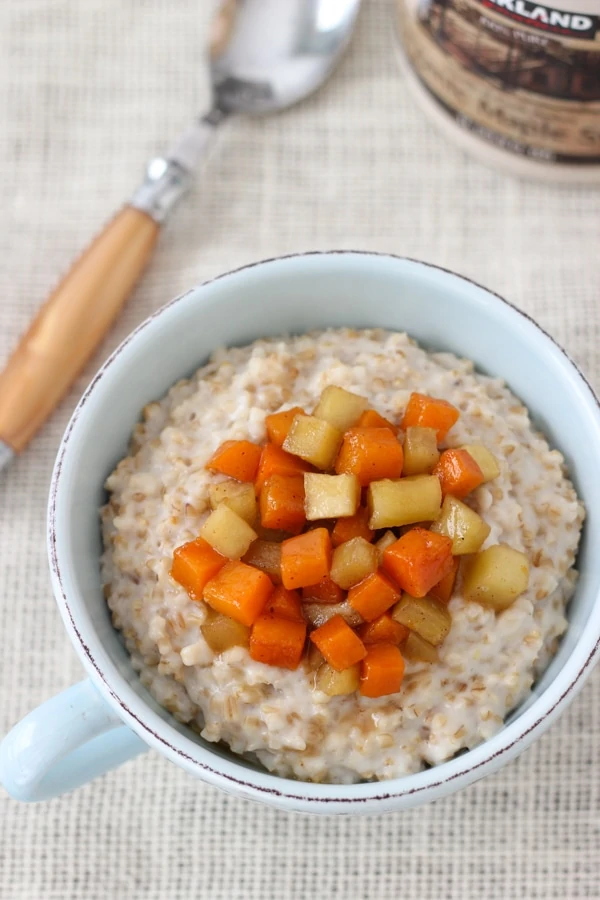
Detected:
left=0, top=206, right=160, bottom=452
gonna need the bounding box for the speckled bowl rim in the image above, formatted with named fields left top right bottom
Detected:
left=48, top=251, right=600, bottom=814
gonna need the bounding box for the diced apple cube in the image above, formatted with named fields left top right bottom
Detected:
left=316, top=662, right=360, bottom=696
left=430, top=495, right=491, bottom=555
left=209, top=480, right=257, bottom=525
left=462, top=544, right=530, bottom=611
left=367, top=475, right=442, bottom=529
left=283, top=415, right=343, bottom=470
left=200, top=505, right=257, bottom=559
left=403, top=631, right=439, bottom=663
left=375, top=530, right=397, bottom=563
left=313, top=385, right=368, bottom=432
left=303, top=600, right=362, bottom=629
left=304, top=473, right=360, bottom=521
left=461, top=444, right=500, bottom=482
left=242, top=539, right=282, bottom=583
left=403, top=426, right=440, bottom=476
left=392, top=593, right=451, bottom=645
left=201, top=612, right=250, bottom=653
left=330, top=537, right=379, bottom=590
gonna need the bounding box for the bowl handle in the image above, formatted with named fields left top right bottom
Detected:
left=0, top=679, right=147, bottom=802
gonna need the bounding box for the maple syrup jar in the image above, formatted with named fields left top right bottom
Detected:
left=394, top=0, right=600, bottom=181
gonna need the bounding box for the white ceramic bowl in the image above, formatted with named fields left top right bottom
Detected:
left=2, top=252, right=600, bottom=813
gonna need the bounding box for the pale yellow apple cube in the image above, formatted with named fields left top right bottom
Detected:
left=313, top=385, right=368, bottom=432
left=200, top=505, right=257, bottom=559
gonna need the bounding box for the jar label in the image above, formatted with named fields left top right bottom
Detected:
left=396, top=0, right=600, bottom=164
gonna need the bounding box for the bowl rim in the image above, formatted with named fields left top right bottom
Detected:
left=48, top=250, right=600, bottom=813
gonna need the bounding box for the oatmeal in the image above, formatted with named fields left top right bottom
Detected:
left=101, top=329, right=584, bottom=783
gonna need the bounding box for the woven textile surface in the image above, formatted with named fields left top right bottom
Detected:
left=1, top=1, right=599, bottom=897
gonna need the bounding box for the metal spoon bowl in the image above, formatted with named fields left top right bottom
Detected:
left=134, top=0, right=361, bottom=212
left=211, top=0, right=360, bottom=114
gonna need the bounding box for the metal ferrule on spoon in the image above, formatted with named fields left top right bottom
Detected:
left=0, top=0, right=360, bottom=472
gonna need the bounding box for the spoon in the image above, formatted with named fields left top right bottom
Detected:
left=0, top=0, right=361, bottom=471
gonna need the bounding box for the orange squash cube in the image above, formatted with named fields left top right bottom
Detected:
left=382, top=528, right=454, bottom=598
left=264, top=586, right=304, bottom=622
left=331, top=506, right=374, bottom=547
left=429, top=557, right=459, bottom=604
left=347, top=570, right=401, bottom=622
left=265, top=406, right=306, bottom=447
left=301, top=576, right=345, bottom=605
left=280, top=528, right=332, bottom=590
left=358, top=614, right=409, bottom=646
left=400, top=393, right=460, bottom=441
left=259, top=474, right=306, bottom=534
left=249, top=614, right=307, bottom=669
left=433, top=449, right=484, bottom=499
left=254, top=442, right=312, bottom=493
left=203, top=560, right=274, bottom=626
left=170, top=538, right=227, bottom=600
left=206, top=440, right=262, bottom=482
left=310, top=615, right=367, bottom=671
left=359, top=643, right=405, bottom=698
left=356, top=409, right=397, bottom=432
left=335, top=427, right=404, bottom=486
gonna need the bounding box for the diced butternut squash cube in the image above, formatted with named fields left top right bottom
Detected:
left=259, top=474, right=306, bottom=534
left=358, top=613, right=409, bottom=646
left=403, top=631, right=439, bottom=663
left=301, top=576, right=345, bottom=605
left=249, top=614, right=307, bottom=669
left=255, top=443, right=312, bottom=493
left=206, top=440, right=262, bottom=482
left=204, top=560, right=274, bottom=626
left=310, top=615, right=367, bottom=671
left=348, top=570, right=400, bottom=621
left=375, top=530, right=398, bottom=562
left=462, top=544, right=530, bottom=611
left=263, top=585, right=304, bottom=621
left=433, top=448, right=485, bottom=499
left=402, top=426, right=440, bottom=476
left=242, top=539, right=282, bottom=584
left=330, top=537, right=379, bottom=590
left=209, top=480, right=257, bottom=525
left=316, top=662, right=360, bottom=696
left=357, top=409, right=397, bottom=432
left=200, top=504, right=258, bottom=559
left=253, top=525, right=290, bottom=543
left=359, top=644, right=405, bottom=698
left=392, top=593, right=452, bottom=645
left=383, top=527, right=454, bottom=597
left=280, top=528, right=332, bottom=590
left=283, top=414, right=343, bottom=470
left=313, top=385, right=368, bottom=432
left=265, top=406, right=305, bottom=447
left=201, top=612, right=250, bottom=653
left=461, top=444, right=500, bottom=482
left=170, top=537, right=227, bottom=600
left=430, top=495, right=491, bottom=555
left=401, top=393, right=460, bottom=441
left=303, top=600, right=362, bottom=629
left=367, top=475, right=442, bottom=529
left=331, top=506, right=374, bottom=547
left=335, top=427, right=404, bottom=486
left=429, top=557, right=459, bottom=604
left=304, top=472, right=360, bottom=521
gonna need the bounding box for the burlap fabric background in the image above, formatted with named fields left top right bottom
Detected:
left=1, top=1, right=599, bottom=897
